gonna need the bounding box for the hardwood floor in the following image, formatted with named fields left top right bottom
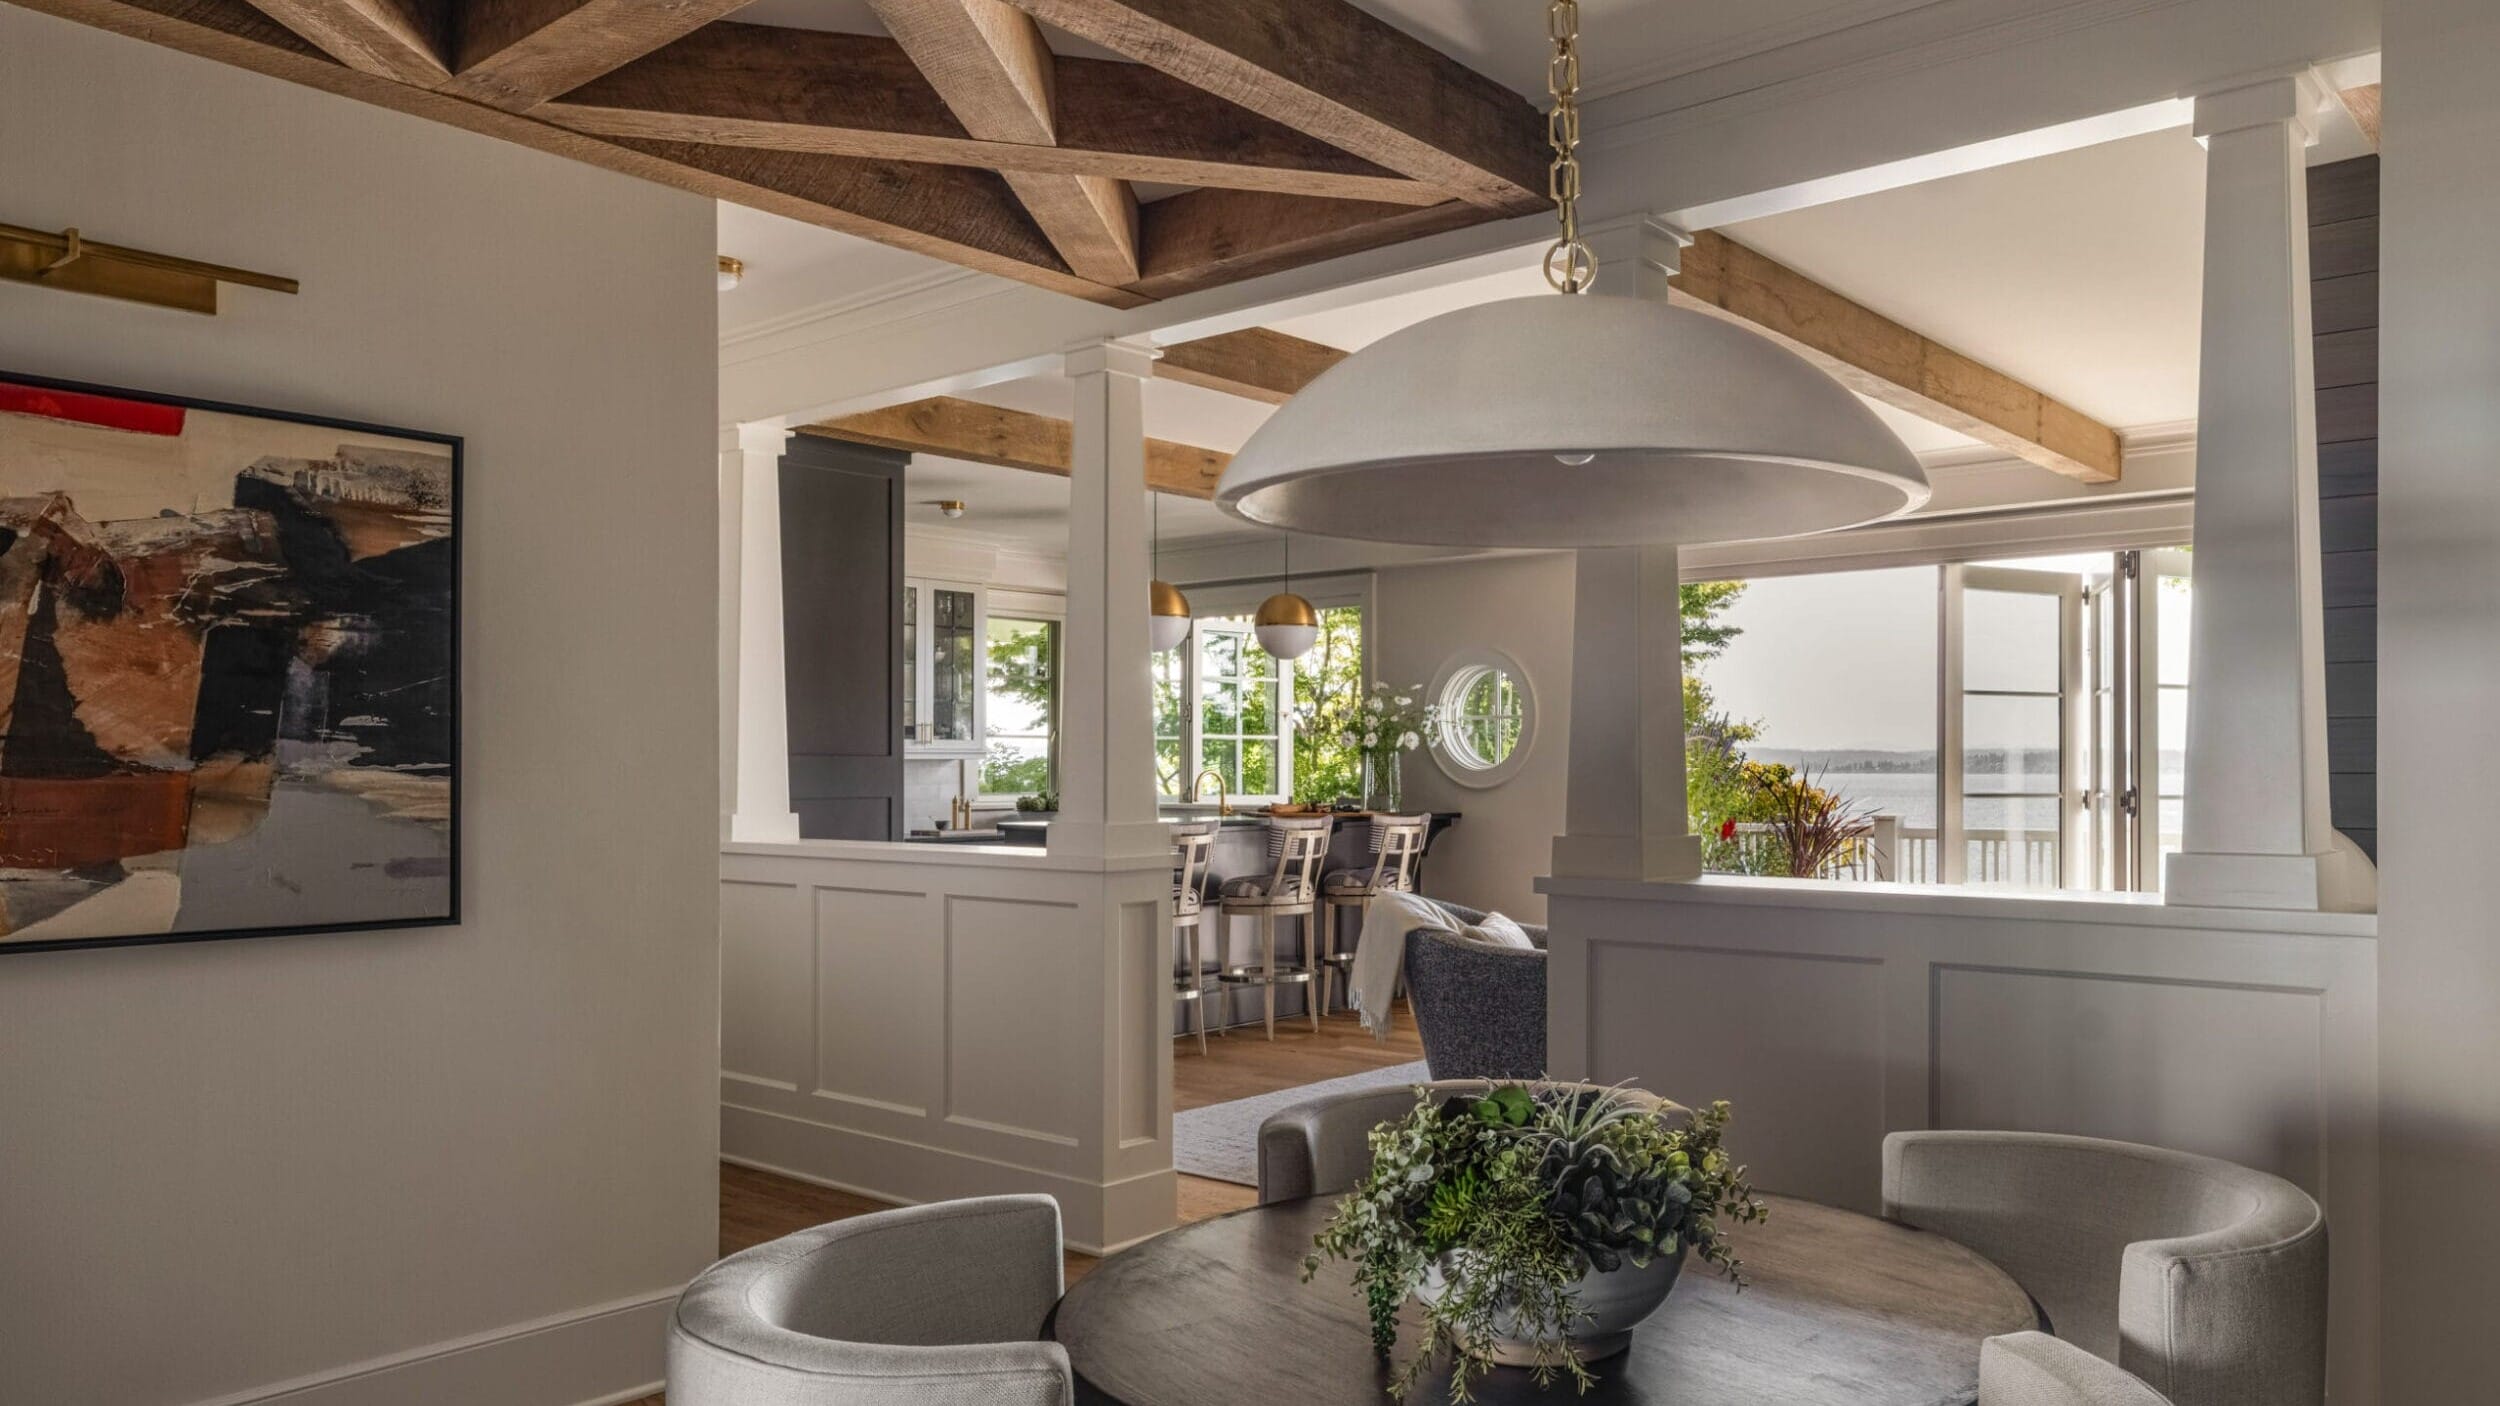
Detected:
left=621, top=1007, right=1419, bottom=1405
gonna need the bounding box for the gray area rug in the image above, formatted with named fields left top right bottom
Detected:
left=1173, top=1059, right=1432, bottom=1186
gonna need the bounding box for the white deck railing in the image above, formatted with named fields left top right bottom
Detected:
left=1720, top=820, right=2059, bottom=887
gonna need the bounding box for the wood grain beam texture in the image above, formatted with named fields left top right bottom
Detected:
left=1001, top=0, right=1549, bottom=213
left=2337, top=83, right=2383, bottom=150
left=1155, top=327, right=1346, bottom=404
left=240, top=0, right=450, bottom=84
left=805, top=397, right=1227, bottom=498
left=1671, top=230, right=2124, bottom=483
left=444, top=0, right=760, bottom=111
left=14, top=0, right=1134, bottom=304
left=866, top=0, right=1138, bottom=286
left=540, top=22, right=1439, bottom=205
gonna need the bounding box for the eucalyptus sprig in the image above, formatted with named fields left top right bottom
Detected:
left=1302, top=1083, right=1766, bottom=1402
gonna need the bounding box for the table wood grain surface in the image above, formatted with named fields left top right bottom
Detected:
left=1049, top=1194, right=2041, bottom=1405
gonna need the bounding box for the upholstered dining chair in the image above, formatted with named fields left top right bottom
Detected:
left=1882, top=1132, right=2326, bottom=1406
left=1258, top=1079, right=1689, bottom=1205
left=1982, top=1333, right=2173, bottom=1406
left=1401, top=900, right=1547, bottom=1079
left=666, top=1195, right=1071, bottom=1406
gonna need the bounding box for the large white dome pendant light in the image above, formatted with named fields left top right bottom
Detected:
left=1254, top=535, right=1319, bottom=661
left=1149, top=494, right=1192, bottom=653
left=1212, top=0, right=1927, bottom=550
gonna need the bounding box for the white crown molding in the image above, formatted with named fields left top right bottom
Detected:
left=1583, top=0, right=1948, bottom=99
left=719, top=266, right=1004, bottom=362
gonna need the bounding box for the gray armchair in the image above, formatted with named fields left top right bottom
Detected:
left=1402, top=900, right=1547, bottom=1080
left=667, top=1195, right=1071, bottom=1406
left=1983, top=1333, right=2173, bottom=1405
left=1258, top=1079, right=1685, bottom=1205
left=1883, top=1132, right=2326, bottom=1406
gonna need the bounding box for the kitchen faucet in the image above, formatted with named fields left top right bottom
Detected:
left=1189, top=769, right=1233, bottom=817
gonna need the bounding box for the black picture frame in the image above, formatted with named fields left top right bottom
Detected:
left=0, top=369, right=461, bottom=956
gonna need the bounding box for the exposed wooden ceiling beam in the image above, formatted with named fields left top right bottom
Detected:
left=1131, top=188, right=1482, bottom=301
left=241, top=0, right=449, bottom=84
left=1001, top=0, right=1548, bottom=213
left=1669, top=230, right=2123, bottom=484
left=1155, top=328, right=1347, bottom=404
left=867, top=0, right=1138, bottom=286
left=805, top=397, right=1227, bottom=498
left=443, top=0, right=760, bottom=112
left=540, top=23, right=1440, bottom=206
left=13, top=0, right=1138, bottom=306
left=2337, top=83, right=2382, bottom=150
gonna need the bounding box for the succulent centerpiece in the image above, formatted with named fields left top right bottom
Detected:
left=1304, top=1083, right=1766, bottom=1401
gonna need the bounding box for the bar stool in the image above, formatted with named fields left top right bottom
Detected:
left=1217, top=815, right=1332, bottom=1039
left=1170, top=821, right=1218, bottom=1056
left=1318, top=814, right=1430, bottom=1017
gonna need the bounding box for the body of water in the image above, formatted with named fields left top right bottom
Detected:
left=1813, top=769, right=2183, bottom=839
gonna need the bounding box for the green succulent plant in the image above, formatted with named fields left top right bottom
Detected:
left=1304, top=1082, right=1767, bottom=1403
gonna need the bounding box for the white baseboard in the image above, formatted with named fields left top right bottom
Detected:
left=190, top=1288, right=677, bottom=1406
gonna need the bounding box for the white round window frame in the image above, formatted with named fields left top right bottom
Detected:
left=1428, top=648, right=1537, bottom=789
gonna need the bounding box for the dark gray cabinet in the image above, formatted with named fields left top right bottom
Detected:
left=779, top=435, right=908, bottom=841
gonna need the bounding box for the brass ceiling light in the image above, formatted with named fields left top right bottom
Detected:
left=1254, top=534, right=1319, bottom=661
left=1150, top=493, right=1192, bottom=653
left=716, top=254, right=744, bottom=292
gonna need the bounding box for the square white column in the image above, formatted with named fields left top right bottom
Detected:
left=1053, top=338, right=1168, bottom=860
left=2166, top=73, right=2361, bottom=910
left=722, top=421, right=800, bottom=844
left=1550, top=217, right=1705, bottom=883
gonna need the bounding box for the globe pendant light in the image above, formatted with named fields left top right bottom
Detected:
left=1255, top=534, right=1319, bottom=661
left=1212, top=1, right=1927, bottom=550
left=1149, top=493, right=1192, bottom=652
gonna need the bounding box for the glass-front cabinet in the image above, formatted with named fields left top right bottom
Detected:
left=902, top=578, right=983, bottom=755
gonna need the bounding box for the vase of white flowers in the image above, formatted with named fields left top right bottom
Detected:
left=1348, top=682, right=1434, bottom=811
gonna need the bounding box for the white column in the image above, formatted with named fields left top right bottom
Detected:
left=723, top=421, right=801, bottom=844
left=1550, top=217, right=1704, bottom=883
left=2165, top=73, right=2349, bottom=910
left=1053, top=338, right=1166, bottom=860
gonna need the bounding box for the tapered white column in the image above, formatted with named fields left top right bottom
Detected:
left=723, top=421, right=801, bottom=843
left=1054, top=338, right=1167, bottom=860
left=2165, top=73, right=2354, bottom=910
left=1551, top=217, right=1704, bottom=883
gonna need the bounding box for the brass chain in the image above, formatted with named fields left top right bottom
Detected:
left=1543, top=0, right=1594, bottom=293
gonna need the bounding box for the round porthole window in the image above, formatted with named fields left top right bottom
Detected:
left=1429, top=649, right=1535, bottom=788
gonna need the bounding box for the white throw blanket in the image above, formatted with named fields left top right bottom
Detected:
left=1348, top=889, right=1454, bottom=1040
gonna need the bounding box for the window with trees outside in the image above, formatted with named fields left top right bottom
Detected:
left=981, top=616, right=1058, bottom=799
left=1154, top=602, right=1366, bottom=805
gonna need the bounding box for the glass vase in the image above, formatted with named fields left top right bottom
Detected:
left=1363, top=752, right=1403, bottom=812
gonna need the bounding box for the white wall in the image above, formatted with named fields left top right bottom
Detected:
left=1376, top=553, right=1575, bottom=922
left=2377, top=0, right=2500, bottom=1393
left=0, top=12, right=719, bottom=1406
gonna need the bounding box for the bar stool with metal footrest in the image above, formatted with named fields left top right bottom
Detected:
left=1216, top=815, right=1331, bottom=1039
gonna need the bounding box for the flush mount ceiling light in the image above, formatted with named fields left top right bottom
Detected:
left=716, top=255, right=744, bottom=292
left=935, top=499, right=966, bottom=518
left=1212, top=1, right=1927, bottom=551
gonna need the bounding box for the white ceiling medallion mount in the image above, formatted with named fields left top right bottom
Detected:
left=1212, top=0, right=1927, bottom=551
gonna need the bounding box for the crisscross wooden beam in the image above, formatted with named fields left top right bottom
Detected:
left=868, top=0, right=1138, bottom=286
left=540, top=23, right=1441, bottom=206
left=241, top=0, right=450, bottom=84
left=1155, top=327, right=1347, bottom=404
left=1001, top=0, right=1548, bottom=212
left=805, top=396, right=1228, bottom=498
left=444, top=0, right=761, bottom=111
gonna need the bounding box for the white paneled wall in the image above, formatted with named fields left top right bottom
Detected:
left=1545, top=876, right=2380, bottom=1404
left=719, top=841, right=1175, bottom=1251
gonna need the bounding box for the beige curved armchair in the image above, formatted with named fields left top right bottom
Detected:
left=1257, top=1079, right=1688, bottom=1205
left=1983, top=1332, right=2172, bottom=1405
left=666, top=1195, right=1071, bottom=1406
left=1883, top=1132, right=2324, bottom=1406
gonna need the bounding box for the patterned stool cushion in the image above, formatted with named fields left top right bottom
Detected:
left=1221, top=875, right=1311, bottom=904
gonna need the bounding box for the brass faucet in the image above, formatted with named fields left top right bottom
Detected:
left=1189, top=769, right=1234, bottom=817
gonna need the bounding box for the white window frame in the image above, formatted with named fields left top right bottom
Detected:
left=977, top=590, right=1065, bottom=805
left=1938, top=562, right=2086, bottom=888
left=1157, top=574, right=1372, bottom=805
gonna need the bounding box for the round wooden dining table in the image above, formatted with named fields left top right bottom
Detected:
left=1049, top=1194, right=2042, bottom=1405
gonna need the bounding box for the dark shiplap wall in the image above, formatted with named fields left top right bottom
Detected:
left=2312, top=156, right=2378, bottom=859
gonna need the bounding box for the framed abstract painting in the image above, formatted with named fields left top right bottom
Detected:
left=0, top=373, right=458, bottom=954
